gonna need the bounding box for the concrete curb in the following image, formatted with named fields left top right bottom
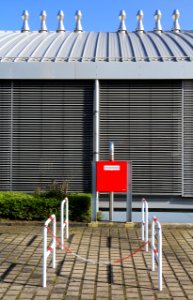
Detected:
left=88, top=221, right=193, bottom=228
left=0, top=219, right=192, bottom=228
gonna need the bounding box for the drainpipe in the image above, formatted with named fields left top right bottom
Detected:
left=93, top=80, right=99, bottom=162
left=92, top=80, right=100, bottom=221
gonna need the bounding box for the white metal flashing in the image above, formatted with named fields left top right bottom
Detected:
left=0, top=61, right=192, bottom=79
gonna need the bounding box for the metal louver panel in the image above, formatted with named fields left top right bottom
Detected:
left=12, top=80, right=93, bottom=192
left=100, top=80, right=182, bottom=195
left=0, top=81, right=12, bottom=190
left=182, top=81, right=193, bottom=196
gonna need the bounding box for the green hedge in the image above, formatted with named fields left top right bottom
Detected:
left=0, top=192, right=91, bottom=222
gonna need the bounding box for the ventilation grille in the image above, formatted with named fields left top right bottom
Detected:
left=182, top=81, right=193, bottom=196
left=0, top=80, right=93, bottom=192
left=0, top=82, right=12, bottom=190
left=100, top=80, right=182, bottom=195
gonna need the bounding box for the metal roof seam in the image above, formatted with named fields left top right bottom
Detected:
left=106, top=32, right=110, bottom=62
left=126, top=32, right=136, bottom=62
left=179, top=32, right=193, bottom=51
left=153, top=32, right=175, bottom=60
left=67, top=32, right=85, bottom=62
left=146, top=33, right=164, bottom=62
left=40, top=33, right=65, bottom=62
left=0, top=32, right=24, bottom=57
left=117, top=32, right=124, bottom=62
left=29, top=33, right=55, bottom=60
left=129, top=32, right=146, bottom=61
left=79, top=32, right=91, bottom=62
left=19, top=33, right=48, bottom=62
left=93, top=32, right=101, bottom=62
left=54, top=32, right=72, bottom=60
left=165, top=32, right=188, bottom=58
left=4, top=33, right=32, bottom=62
left=134, top=32, right=151, bottom=62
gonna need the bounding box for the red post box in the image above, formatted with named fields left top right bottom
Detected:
left=96, top=161, right=128, bottom=192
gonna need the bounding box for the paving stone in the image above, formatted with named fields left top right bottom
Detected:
left=66, top=290, right=80, bottom=297
left=0, top=224, right=193, bottom=299
left=4, top=296, right=19, bottom=300
left=33, top=297, right=48, bottom=300
left=49, top=295, right=64, bottom=300
left=141, top=297, right=156, bottom=300
left=81, top=294, right=94, bottom=300
left=36, top=289, right=50, bottom=296
left=4, top=290, right=21, bottom=297
left=19, top=294, right=34, bottom=299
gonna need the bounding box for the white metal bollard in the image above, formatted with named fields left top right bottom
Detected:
left=43, top=214, right=56, bottom=288
left=151, top=216, right=162, bottom=291
left=61, top=197, right=69, bottom=250
left=142, top=198, right=149, bottom=252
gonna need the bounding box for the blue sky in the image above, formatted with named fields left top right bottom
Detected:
left=0, top=0, right=192, bottom=32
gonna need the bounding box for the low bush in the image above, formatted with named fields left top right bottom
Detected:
left=0, top=192, right=91, bottom=222
left=37, top=179, right=70, bottom=200
left=68, top=194, right=91, bottom=222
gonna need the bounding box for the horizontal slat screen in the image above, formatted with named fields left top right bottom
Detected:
left=100, top=80, right=182, bottom=195
left=2, top=80, right=93, bottom=192
left=0, top=82, right=12, bottom=190
left=182, top=81, right=193, bottom=196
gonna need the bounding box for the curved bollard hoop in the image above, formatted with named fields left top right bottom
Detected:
left=151, top=216, right=162, bottom=291
left=43, top=214, right=56, bottom=288
left=141, top=198, right=149, bottom=252
left=61, top=197, right=69, bottom=250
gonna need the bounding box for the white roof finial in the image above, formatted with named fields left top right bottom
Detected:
left=172, top=9, right=180, bottom=32
left=21, top=10, right=30, bottom=32
left=39, top=10, right=48, bottom=32
left=74, top=10, right=83, bottom=32
left=118, top=10, right=127, bottom=32
left=136, top=10, right=144, bottom=32
left=154, top=9, right=162, bottom=32
left=57, top=10, right=65, bottom=32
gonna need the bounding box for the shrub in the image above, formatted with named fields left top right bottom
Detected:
left=35, top=179, right=70, bottom=200
left=0, top=192, right=91, bottom=222
left=68, top=194, right=91, bottom=222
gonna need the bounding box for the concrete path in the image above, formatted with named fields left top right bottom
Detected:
left=0, top=223, right=192, bottom=299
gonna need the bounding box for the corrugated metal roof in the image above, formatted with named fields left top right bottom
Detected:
left=0, top=30, right=192, bottom=63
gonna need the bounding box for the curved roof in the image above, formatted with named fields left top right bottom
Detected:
left=0, top=30, right=192, bottom=80
left=0, top=30, right=192, bottom=62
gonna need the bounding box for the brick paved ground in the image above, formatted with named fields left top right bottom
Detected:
left=0, top=223, right=192, bottom=299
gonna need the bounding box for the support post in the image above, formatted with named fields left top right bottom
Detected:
left=109, top=192, right=113, bottom=222
left=126, top=161, right=132, bottom=222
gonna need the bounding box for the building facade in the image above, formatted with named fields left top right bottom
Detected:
left=0, top=10, right=193, bottom=199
